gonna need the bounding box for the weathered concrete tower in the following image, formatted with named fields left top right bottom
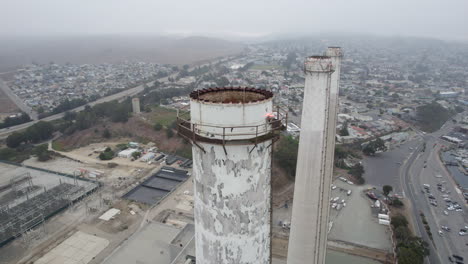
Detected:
left=132, top=98, right=140, bottom=114
left=287, top=56, right=335, bottom=264
left=318, top=47, right=343, bottom=260
left=177, top=87, right=286, bottom=264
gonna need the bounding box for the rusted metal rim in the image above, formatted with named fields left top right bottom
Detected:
left=189, top=87, right=273, bottom=104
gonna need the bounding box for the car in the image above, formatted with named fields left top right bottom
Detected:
left=444, top=210, right=449, bottom=215
left=438, top=230, right=444, bottom=236
left=448, top=256, right=454, bottom=263
left=442, top=225, right=451, bottom=231
left=428, top=194, right=435, bottom=199
left=331, top=185, right=337, bottom=190
left=456, top=209, right=463, bottom=212
left=453, top=255, right=464, bottom=261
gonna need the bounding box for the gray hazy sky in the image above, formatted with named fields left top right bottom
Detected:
left=2, top=0, right=468, bottom=40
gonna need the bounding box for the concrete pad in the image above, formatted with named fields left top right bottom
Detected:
left=34, top=231, right=109, bottom=264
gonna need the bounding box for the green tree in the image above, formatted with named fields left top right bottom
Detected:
left=395, top=226, right=411, bottom=242
left=392, top=198, right=404, bottom=207
left=102, top=129, right=111, bottom=139
left=398, top=247, right=422, bottom=264
left=33, top=144, right=52, bottom=162
left=24, top=121, right=54, bottom=143
left=99, top=149, right=114, bottom=160
left=6, top=132, right=25, bottom=148
left=166, top=129, right=174, bottom=138
left=349, top=163, right=364, bottom=178
left=132, top=151, right=141, bottom=159
left=363, top=138, right=387, bottom=156
left=274, top=135, right=299, bottom=178
left=154, top=123, right=163, bottom=131
left=391, top=214, right=408, bottom=229
left=339, top=123, right=349, bottom=136
left=383, top=185, right=393, bottom=197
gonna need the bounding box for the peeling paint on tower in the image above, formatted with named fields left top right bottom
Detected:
left=177, top=87, right=287, bottom=264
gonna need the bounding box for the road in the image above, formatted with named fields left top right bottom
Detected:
left=0, top=56, right=235, bottom=139
left=399, top=113, right=467, bottom=264
left=0, top=78, right=38, bottom=120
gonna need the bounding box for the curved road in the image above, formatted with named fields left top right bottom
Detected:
left=400, top=113, right=467, bottom=264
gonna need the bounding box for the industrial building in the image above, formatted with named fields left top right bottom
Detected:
left=124, top=166, right=189, bottom=205
left=177, top=87, right=287, bottom=264
left=0, top=164, right=99, bottom=247
left=132, top=97, right=141, bottom=114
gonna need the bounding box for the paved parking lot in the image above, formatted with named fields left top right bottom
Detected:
left=328, top=181, right=392, bottom=251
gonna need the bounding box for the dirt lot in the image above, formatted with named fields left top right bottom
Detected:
left=53, top=114, right=189, bottom=154
left=0, top=88, right=19, bottom=114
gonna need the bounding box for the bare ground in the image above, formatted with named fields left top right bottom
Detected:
left=0, top=88, right=19, bottom=114
left=54, top=116, right=186, bottom=153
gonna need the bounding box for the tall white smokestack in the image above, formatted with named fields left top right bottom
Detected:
left=178, top=87, right=286, bottom=264
left=317, top=47, right=343, bottom=262
left=287, top=56, right=335, bottom=264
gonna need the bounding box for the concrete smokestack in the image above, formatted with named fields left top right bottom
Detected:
left=178, top=87, right=286, bottom=264
left=316, top=47, right=343, bottom=262
left=287, top=56, right=334, bottom=264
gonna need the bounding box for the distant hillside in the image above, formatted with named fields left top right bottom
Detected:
left=0, top=35, right=244, bottom=71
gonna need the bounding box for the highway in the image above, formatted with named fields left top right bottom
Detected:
left=0, top=81, right=146, bottom=139
left=399, top=113, right=467, bottom=264
left=0, top=56, right=235, bottom=139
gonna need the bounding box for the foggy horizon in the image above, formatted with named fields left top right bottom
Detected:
left=2, top=0, right=468, bottom=42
